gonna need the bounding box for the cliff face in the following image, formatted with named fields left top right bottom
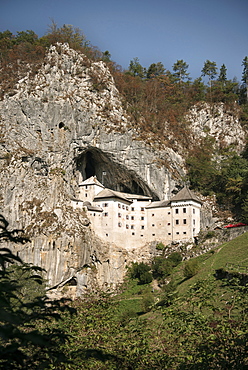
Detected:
left=0, top=43, right=246, bottom=296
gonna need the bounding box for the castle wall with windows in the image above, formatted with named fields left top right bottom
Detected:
left=72, top=176, right=202, bottom=249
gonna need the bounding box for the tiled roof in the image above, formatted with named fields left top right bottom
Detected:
left=170, top=187, right=202, bottom=204
left=146, top=200, right=170, bottom=209
left=94, top=188, right=132, bottom=203
left=79, top=176, right=104, bottom=188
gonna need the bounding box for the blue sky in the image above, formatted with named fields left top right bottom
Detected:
left=1, top=0, right=247, bottom=81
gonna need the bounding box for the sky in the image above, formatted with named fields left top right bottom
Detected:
left=1, top=0, right=248, bottom=81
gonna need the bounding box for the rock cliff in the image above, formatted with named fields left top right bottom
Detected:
left=0, top=43, right=246, bottom=296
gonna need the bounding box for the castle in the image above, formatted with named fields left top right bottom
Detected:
left=72, top=176, right=202, bottom=249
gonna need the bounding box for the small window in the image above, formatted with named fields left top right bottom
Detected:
left=141, top=207, right=144, bottom=211
left=176, top=232, right=179, bottom=235
left=118, top=213, right=121, bottom=218
left=141, top=225, right=145, bottom=229
left=122, top=205, right=125, bottom=209
left=85, top=193, right=88, bottom=197
left=152, top=233, right=155, bottom=236
left=183, top=232, right=187, bottom=235
left=103, top=203, right=108, bottom=207
left=126, top=224, right=129, bottom=229
left=126, top=215, right=129, bottom=220
left=93, top=213, right=95, bottom=216
left=141, top=216, right=144, bottom=220
left=141, top=235, right=144, bottom=237
left=193, top=219, right=195, bottom=225
left=175, top=208, right=179, bottom=214
left=131, top=216, right=134, bottom=220
left=152, top=213, right=155, bottom=216
left=118, top=222, right=122, bottom=227
left=168, top=212, right=171, bottom=215
left=103, top=212, right=108, bottom=217
left=193, top=208, right=195, bottom=214
left=132, top=232, right=135, bottom=235
left=176, top=219, right=179, bottom=225
left=106, top=233, right=109, bottom=237
left=131, top=225, right=134, bottom=229
left=118, top=203, right=121, bottom=208
left=168, top=232, right=171, bottom=235
left=131, top=207, right=135, bottom=211
left=126, top=206, right=129, bottom=210
left=183, top=208, right=186, bottom=213
left=168, top=222, right=171, bottom=225
left=183, top=219, right=187, bottom=224
left=152, top=224, right=155, bottom=227
left=85, top=185, right=88, bottom=190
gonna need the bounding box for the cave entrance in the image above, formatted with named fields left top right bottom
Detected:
left=75, top=148, right=158, bottom=199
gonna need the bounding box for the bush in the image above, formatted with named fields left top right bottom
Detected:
left=129, top=262, right=152, bottom=285
left=152, top=257, right=173, bottom=280
left=183, top=259, right=199, bottom=279
left=167, top=252, right=182, bottom=266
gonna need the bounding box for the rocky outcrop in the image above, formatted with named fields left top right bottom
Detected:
left=0, top=43, right=246, bottom=296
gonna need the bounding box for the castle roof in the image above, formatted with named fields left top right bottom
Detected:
left=79, top=176, right=104, bottom=188
left=146, top=200, right=170, bottom=209
left=94, top=188, right=132, bottom=203
left=170, top=187, right=202, bottom=204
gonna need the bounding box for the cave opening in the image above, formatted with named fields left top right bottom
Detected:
left=75, top=148, right=158, bottom=199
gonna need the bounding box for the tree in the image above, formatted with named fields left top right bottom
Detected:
left=0, top=214, right=75, bottom=369
left=129, top=262, right=152, bottom=284
left=218, top=63, right=227, bottom=83
left=241, top=56, right=248, bottom=103
left=172, top=59, right=190, bottom=83
left=146, top=62, right=165, bottom=78
left=201, top=60, right=218, bottom=86
left=126, top=57, right=145, bottom=78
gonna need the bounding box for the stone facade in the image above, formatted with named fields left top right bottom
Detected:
left=72, top=176, right=202, bottom=249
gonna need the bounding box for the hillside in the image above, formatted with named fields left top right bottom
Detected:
left=0, top=32, right=247, bottom=295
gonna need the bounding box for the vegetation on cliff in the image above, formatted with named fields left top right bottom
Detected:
left=1, top=219, right=247, bottom=369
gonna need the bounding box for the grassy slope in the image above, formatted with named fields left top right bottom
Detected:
left=176, top=231, right=248, bottom=294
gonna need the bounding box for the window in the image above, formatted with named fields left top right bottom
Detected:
left=103, top=212, right=108, bottom=217
left=118, top=213, right=121, bottom=218
left=131, top=207, right=135, bottom=211
left=193, top=208, right=195, bottom=214
left=141, top=235, right=144, bottom=237
left=152, top=234, right=155, bottom=236
left=126, top=224, right=129, bottom=229
left=132, top=232, right=135, bottom=235
left=176, top=220, right=179, bottom=225
left=126, top=206, right=129, bottom=210
left=118, top=203, right=121, bottom=208
left=152, top=213, right=154, bottom=217
left=183, top=232, right=187, bottom=235
left=93, top=213, right=95, bottom=216
left=168, top=212, right=171, bottom=215
left=131, top=216, right=134, bottom=220
left=141, top=216, right=144, bottom=220
left=126, top=215, right=129, bottom=220
left=122, top=205, right=125, bottom=209
left=131, top=225, right=134, bottom=229
left=168, top=232, right=171, bottom=235
left=168, top=222, right=171, bottom=225
left=85, top=185, right=88, bottom=190
left=103, top=203, right=108, bottom=207
left=106, top=233, right=108, bottom=236
left=85, top=193, right=87, bottom=197
left=175, top=208, right=179, bottom=214
left=183, top=219, right=187, bottom=224
left=152, top=224, right=155, bottom=227
left=141, top=225, right=145, bottom=229
left=141, top=207, right=144, bottom=211
left=176, top=232, right=179, bottom=235
left=193, top=219, right=195, bottom=225
left=118, top=222, right=122, bottom=227
left=183, top=208, right=186, bottom=213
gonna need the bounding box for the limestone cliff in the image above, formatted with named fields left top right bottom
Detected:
left=0, top=43, right=246, bottom=296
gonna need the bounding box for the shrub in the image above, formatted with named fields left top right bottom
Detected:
left=183, top=259, right=199, bottom=279
left=167, top=252, right=182, bottom=266
left=152, top=257, right=173, bottom=280
left=129, top=262, right=152, bottom=285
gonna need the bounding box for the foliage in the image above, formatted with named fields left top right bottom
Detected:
left=0, top=214, right=75, bottom=369
left=129, top=262, right=153, bottom=284
left=183, top=259, right=199, bottom=279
